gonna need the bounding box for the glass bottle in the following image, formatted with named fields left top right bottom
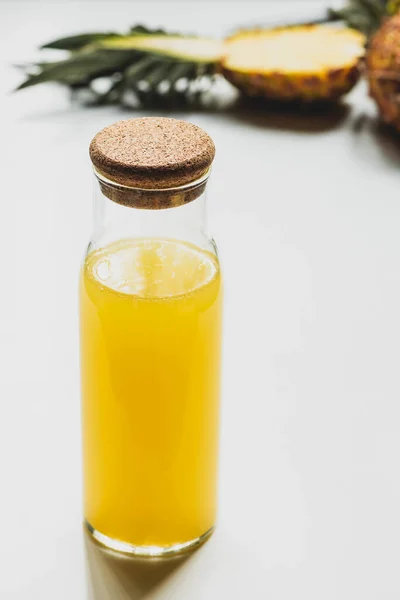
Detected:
left=80, top=118, right=223, bottom=557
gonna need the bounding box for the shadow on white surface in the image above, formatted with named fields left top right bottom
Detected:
left=351, top=113, right=400, bottom=170
left=84, top=526, right=265, bottom=599
left=221, top=97, right=351, bottom=133
left=84, top=528, right=191, bottom=599
left=16, top=91, right=350, bottom=136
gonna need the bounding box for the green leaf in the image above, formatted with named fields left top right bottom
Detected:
left=16, top=49, right=134, bottom=90
left=15, top=22, right=220, bottom=107
left=167, top=62, right=195, bottom=86
left=123, top=55, right=159, bottom=86
left=41, top=32, right=118, bottom=50
left=164, top=63, right=197, bottom=99
left=128, top=25, right=184, bottom=37
left=143, top=62, right=172, bottom=87
left=129, top=25, right=163, bottom=35
left=387, top=0, right=400, bottom=14
left=88, top=77, right=124, bottom=105
left=329, top=0, right=387, bottom=35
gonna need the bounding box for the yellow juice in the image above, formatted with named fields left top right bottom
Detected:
left=80, top=238, right=222, bottom=549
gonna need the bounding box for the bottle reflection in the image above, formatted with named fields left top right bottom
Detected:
left=84, top=527, right=193, bottom=600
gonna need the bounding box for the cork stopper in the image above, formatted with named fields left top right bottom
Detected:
left=89, top=117, right=215, bottom=209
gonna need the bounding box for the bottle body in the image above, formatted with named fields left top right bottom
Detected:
left=80, top=175, right=222, bottom=554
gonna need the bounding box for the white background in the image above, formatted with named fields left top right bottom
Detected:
left=2, top=1, right=400, bottom=599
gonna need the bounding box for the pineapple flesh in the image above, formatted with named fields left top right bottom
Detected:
left=221, top=26, right=366, bottom=102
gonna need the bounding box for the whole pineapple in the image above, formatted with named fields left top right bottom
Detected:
left=366, top=12, right=400, bottom=131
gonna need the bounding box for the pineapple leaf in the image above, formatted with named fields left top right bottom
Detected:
left=144, top=62, right=175, bottom=87
left=16, top=49, right=135, bottom=90
left=129, top=25, right=167, bottom=36
left=329, top=0, right=388, bottom=35
left=123, top=55, right=160, bottom=86
left=387, top=0, right=400, bottom=14
left=88, top=77, right=125, bottom=105
left=167, top=62, right=197, bottom=87
left=16, top=24, right=221, bottom=107
left=41, top=32, right=119, bottom=50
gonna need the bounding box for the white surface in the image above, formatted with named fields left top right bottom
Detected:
left=2, top=2, right=400, bottom=599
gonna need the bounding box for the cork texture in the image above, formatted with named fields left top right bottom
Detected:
left=89, top=117, right=215, bottom=189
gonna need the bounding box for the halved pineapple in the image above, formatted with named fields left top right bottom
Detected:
left=221, top=26, right=366, bottom=102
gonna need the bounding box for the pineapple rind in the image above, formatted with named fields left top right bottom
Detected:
left=366, top=13, right=400, bottom=130
left=221, top=64, right=361, bottom=101
left=101, top=36, right=223, bottom=64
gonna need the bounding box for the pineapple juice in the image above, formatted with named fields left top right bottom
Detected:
left=80, top=237, right=222, bottom=548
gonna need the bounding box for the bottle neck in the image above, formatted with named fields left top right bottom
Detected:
left=91, top=173, right=211, bottom=252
